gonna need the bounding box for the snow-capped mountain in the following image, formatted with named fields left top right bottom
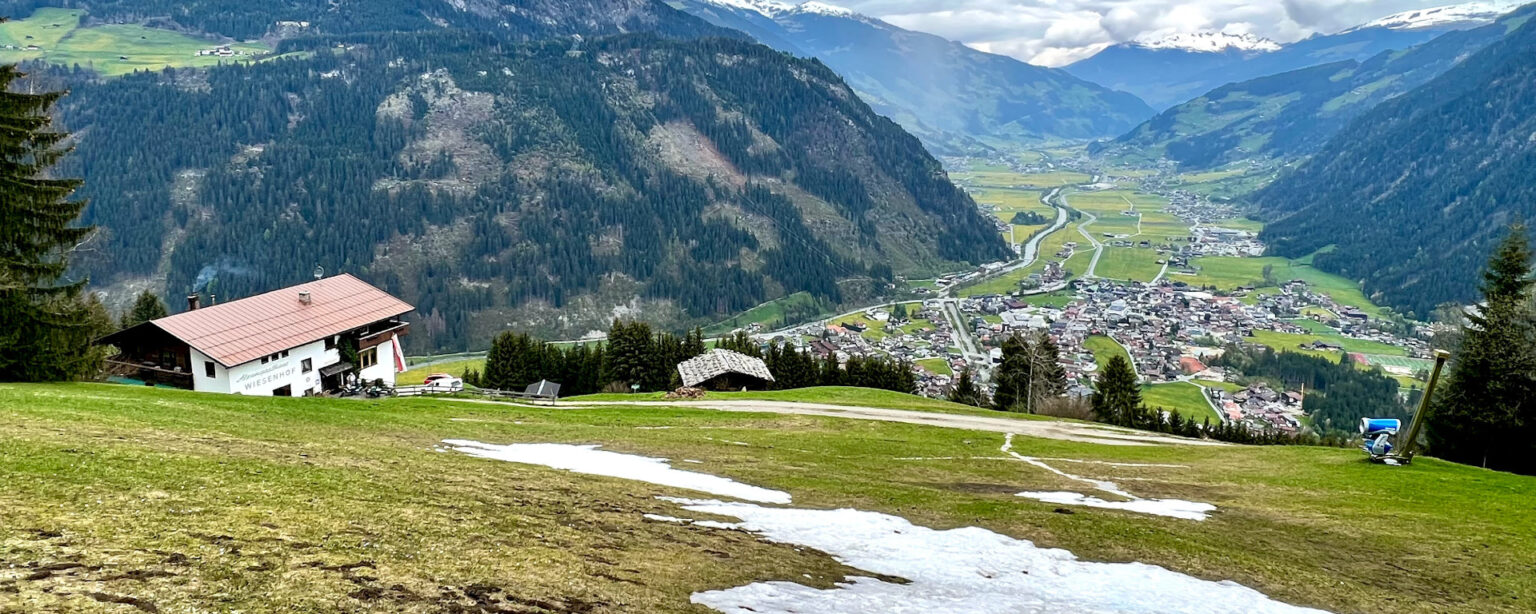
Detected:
left=1068, top=4, right=1503, bottom=109
left=702, top=0, right=862, bottom=20
left=677, top=0, right=1154, bottom=152
left=1132, top=32, right=1281, bottom=53
left=1346, top=1, right=1524, bottom=32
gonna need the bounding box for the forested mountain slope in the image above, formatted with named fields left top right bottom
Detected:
left=57, top=33, right=1007, bottom=350
left=1253, top=15, right=1536, bottom=318
left=673, top=0, right=1153, bottom=153
left=1068, top=25, right=1475, bottom=110
left=1109, top=9, right=1530, bottom=169
left=0, top=0, right=730, bottom=41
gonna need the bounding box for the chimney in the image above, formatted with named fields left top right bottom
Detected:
left=298, top=291, right=312, bottom=305
left=209, top=293, right=217, bottom=305
left=187, top=294, right=200, bottom=311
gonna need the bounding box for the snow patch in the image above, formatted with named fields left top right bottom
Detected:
left=1017, top=491, right=1216, bottom=521
left=1002, top=434, right=1215, bottom=520
left=677, top=498, right=1328, bottom=613
left=700, top=0, right=862, bottom=20
left=452, top=439, right=1319, bottom=612
left=1132, top=31, right=1280, bottom=52
left=444, top=440, right=792, bottom=504
left=1346, top=1, right=1521, bottom=32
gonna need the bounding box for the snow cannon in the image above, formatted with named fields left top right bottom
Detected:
left=1366, top=349, right=1450, bottom=465
left=1360, top=418, right=1400, bottom=457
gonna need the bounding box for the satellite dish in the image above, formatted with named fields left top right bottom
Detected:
left=313, top=265, right=324, bottom=280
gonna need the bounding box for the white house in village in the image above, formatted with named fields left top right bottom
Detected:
left=100, top=274, right=413, bottom=397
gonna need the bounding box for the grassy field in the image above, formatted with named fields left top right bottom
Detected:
left=704, top=292, right=825, bottom=336
left=1096, top=247, right=1166, bottom=282
left=0, top=8, right=273, bottom=76
left=1142, top=382, right=1222, bottom=424
left=563, top=386, right=1013, bottom=417
left=1082, top=334, right=1130, bottom=373
left=914, top=357, right=953, bottom=376
left=1023, top=289, right=1077, bottom=308
left=1182, top=256, right=1386, bottom=318
left=958, top=221, right=1091, bottom=297
left=399, top=358, right=486, bottom=385
left=1, top=383, right=1533, bottom=613
left=1246, top=329, right=1408, bottom=358
left=1067, top=191, right=1142, bottom=236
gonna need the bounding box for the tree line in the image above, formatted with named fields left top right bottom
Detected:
left=1211, top=344, right=1406, bottom=435
left=467, top=320, right=915, bottom=396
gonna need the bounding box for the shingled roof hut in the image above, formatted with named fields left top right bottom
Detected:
left=676, top=349, right=775, bottom=391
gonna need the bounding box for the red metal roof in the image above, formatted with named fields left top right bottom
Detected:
left=151, top=274, right=413, bottom=367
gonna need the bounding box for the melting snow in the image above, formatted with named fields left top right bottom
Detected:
left=1016, top=491, right=1217, bottom=522
left=1003, top=434, right=1216, bottom=521
left=443, top=440, right=791, bottom=504
left=450, top=439, right=1325, bottom=613
left=678, top=499, right=1327, bottom=614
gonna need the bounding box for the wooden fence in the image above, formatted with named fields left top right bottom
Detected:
left=393, top=385, right=559, bottom=405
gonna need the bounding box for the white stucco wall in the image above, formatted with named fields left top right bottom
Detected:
left=185, top=333, right=400, bottom=396
left=203, top=339, right=339, bottom=397
left=190, top=347, right=231, bottom=394
left=357, top=335, right=399, bottom=387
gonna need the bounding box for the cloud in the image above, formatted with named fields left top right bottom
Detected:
left=826, top=0, right=1478, bottom=66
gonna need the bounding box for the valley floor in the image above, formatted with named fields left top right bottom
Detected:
left=2, top=383, right=1532, bottom=613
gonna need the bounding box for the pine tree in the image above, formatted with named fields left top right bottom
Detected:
left=0, top=66, right=109, bottom=381
left=1027, top=333, right=1068, bottom=411
left=120, top=290, right=168, bottom=330
left=1092, top=354, right=1142, bottom=425
left=948, top=366, right=987, bottom=408
left=1426, top=225, right=1536, bottom=474
left=992, top=334, right=1033, bottom=412
left=682, top=327, right=706, bottom=359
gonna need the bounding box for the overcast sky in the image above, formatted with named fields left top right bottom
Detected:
left=824, top=0, right=1492, bottom=66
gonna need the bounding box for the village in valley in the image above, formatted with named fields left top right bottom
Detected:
left=748, top=153, right=1436, bottom=433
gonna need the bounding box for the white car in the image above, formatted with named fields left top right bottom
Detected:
left=422, top=373, right=464, bottom=392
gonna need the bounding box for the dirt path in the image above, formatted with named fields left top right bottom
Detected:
left=445, top=397, right=1222, bottom=447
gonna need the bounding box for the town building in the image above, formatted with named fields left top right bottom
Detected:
left=99, top=275, right=413, bottom=396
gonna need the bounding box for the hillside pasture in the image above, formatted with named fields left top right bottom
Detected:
left=1142, top=382, right=1222, bottom=424
left=1183, top=256, right=1386, bottom=318
left=2, top=383, right=1531, bottom=614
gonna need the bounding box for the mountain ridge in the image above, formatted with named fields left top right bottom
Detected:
left=1252, top=11, right=1536, bottom=317
left=1066, top=9, right=1510, bottom=109
left=1105, top=8, right=1530, bottom=169
left=676, top=0, right=1154, bottom=153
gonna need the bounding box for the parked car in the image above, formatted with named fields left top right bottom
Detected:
left=423, top=373, right=464, bottom=392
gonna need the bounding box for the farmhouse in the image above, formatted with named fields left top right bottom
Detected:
left=677, top=349, right=775, bottom=391
left=98, top=275, right=413, bottom=396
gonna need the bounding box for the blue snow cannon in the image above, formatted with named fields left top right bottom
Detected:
left=1360, top=418, right=1400, bottom=457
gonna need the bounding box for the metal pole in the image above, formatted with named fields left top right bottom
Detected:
left=1398, top=349, right=1450, bottom=462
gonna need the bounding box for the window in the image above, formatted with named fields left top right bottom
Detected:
left=281, top=350, right=289, bottom=358
left=359, top=347, right=377, bottom=369
left=205, top=361, right=216, bottom=378
left=261, top=356, right=269, bottom=364
left=301, top=358, right=313, bottom=373
left=325, top=336, right=337, bottom=350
